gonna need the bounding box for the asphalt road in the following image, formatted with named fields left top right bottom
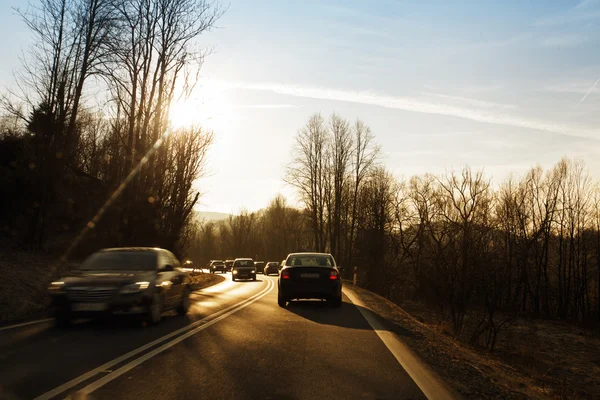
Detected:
left=0, top=274, right=426, bottom=400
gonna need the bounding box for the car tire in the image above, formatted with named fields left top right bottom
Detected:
left=232, top=275, right=236, bottom=282
left=55, top=307, right=72, bottom=328
left=330, top=295, right=342, bottom=308
left=278, top=292, right=287, bottom=308
left=252, top=275, right=257, bottom=281
left=177, top=288, right=190, bottom=316
left=147, top=293, right=163, bottom=325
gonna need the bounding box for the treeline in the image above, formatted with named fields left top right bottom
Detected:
left=0, top=0, right=222, bottom=257
left=289, top=114, right=600, bottom=349
left=188, top=196, right=312, bottom=265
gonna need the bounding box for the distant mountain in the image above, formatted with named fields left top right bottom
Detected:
left=196, top=211, right=231, bottom=222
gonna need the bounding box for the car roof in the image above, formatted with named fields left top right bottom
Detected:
left=100, top=247, right=165, bottom=253
left=286, top=252, right=333, bottom=257
left=234, top=258, right=253, bottom=261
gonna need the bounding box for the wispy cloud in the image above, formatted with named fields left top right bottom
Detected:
left=542, top=33, right=588, bottom=48
left=235, top=104, right=300, bottom=109
left=220, top=80, right=598, bottom=139
left=421, top=92, right=516, bottom=110
left=575, top=0, right=599, bottom=10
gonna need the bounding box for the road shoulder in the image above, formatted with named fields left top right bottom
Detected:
left=343, top=283, right=539, bottom=399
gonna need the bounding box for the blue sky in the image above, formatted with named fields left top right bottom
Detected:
left=3, top=0, right=600, bottom=213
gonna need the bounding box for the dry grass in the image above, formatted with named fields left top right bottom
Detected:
left=0, top=252, right=74, bottom=323
left=344, top=283, right=588, bottom=399
left=188, top=272, right=225, bottom=290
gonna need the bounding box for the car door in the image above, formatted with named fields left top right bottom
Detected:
left=157, top=251, right=178, bottom=308
left=166, top=251, right=184, bottom=304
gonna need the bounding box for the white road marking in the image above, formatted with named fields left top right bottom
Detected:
left=34, top=279, right=273, bottom=400
left=76, top=279, right=274, bottom=397
left=342, top=287, right=456, bottom=400
left=0, top=318, right=54, bottom=332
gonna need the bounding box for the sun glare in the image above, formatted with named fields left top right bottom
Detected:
left=169, top=81, right=231, bottom=133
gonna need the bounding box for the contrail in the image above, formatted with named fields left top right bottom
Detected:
left=576, top=77, right=600, bottom=106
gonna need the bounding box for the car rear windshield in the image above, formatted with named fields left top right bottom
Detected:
left=80, top=251, right=157, bottom=271
left=286, top=255, right=334, bottom=267
left=267, top=262, right=278, bottom=267
left=234, top=260, right=254, bottom=267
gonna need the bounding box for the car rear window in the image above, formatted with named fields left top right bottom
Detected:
left=234, top=260, right=254, bottom=267
left=80, top=251, right=157, bottom=271
left=267, top=262, right=278, bottom=267
left=286, top=255, right=334, bottom=267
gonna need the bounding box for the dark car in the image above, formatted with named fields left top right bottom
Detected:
left=254, top=261, right=266, bottom=274
left=278, top=252, right=342, bottom=308
left=48, top=247, right=191, bottom=326
left=232, top=258, right=256, bottom=281
left=264, top=261, right=280, bottom=276
left=209, top=260, right=227, bottom=274
left=224, top=260, right=234, bottom=272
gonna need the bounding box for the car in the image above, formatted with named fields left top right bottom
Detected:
left=47, top=247, right=191, bottom=326
left=277, top=252, right=342, bottom=308
left=264, top=261, right=280, bottom=276
left=254, top=261, right=266, bottom=274
left=232, top=258, right=256, bottom=281
left=224, top=260, right=234, bottom=272
left=209, top=260, right=227, bottom=274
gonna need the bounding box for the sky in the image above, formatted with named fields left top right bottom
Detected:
left=2, top=0, right=600, bottom=213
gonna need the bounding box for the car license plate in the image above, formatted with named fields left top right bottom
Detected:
left=300, top=273, right=319, bottom=279
left=72, top=303, right=107, bottom=312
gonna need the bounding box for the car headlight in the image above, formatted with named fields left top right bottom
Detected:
left=232, top=270, right=238, bottom=274
left=120, top=281, right=150, bottom=294
left=48, top=281, right=65, bottom=291
left=252, top=269, right=256, bottom=273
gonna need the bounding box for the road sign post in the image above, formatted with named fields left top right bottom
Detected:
left=353, top=266, right=357, bottom=285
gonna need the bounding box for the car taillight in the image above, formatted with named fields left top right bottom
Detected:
left=329, top=270, right=340, bottom=280
left=281, top=270, right=290, bottom=279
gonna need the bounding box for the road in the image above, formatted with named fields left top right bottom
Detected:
left=0, top=274, right=427, bottom=400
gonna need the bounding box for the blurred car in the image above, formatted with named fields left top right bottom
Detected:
left=224, top=260, right=234, bottom=272
left=47, top=247, right=191, bottom=326
left=254, top=261, right=265, bottom=274
left=209, top=260, right=227, bottom=274
left=232, top=258, right=256, bottom=281
left=264, top=261, right=280, bottom=276
left=182, top=260, right=197, bottom=273
left=277, top=252, right=342, bottom=308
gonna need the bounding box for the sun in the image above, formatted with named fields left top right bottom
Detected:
left=169, top=80, right=231, bottom=133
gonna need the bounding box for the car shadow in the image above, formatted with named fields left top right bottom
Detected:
left=284, top=299, right=421, bottom=339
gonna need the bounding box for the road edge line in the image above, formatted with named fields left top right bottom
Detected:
left=343, top=286, right=458, bottom=400
left=77, top=279, right=274, bottom=396
left=0, top=318, right=54, bottom=332
left=34, top=279, right=273, bottom=400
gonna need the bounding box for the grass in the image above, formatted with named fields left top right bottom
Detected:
left=344, top=282, right=600, bottom=399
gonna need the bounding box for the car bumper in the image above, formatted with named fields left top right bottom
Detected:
left=233, top=271, right=256, bottom=279
left=50, top=292, right=151, bottom=316
left=279, top=280, right=342, bottom=300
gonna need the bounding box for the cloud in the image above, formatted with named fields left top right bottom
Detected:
left=220, top=80, right=598, bottom=140
left=236, top=104, right=300, bottom=109
left=421, top=92, right=516, bottom=110
left=575, top=0, right=599, bottom=9
left=542, top=34, right=588, bottom=48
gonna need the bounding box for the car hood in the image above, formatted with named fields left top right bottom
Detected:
left=58, top=270, right=156, bottom=287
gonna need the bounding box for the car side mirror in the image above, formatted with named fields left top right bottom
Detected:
left=163, top=265, right=174, bottom=272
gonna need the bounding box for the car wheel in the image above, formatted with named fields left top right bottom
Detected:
left=278, top=292, right=287, bottom=307
left=147, top=293, right=163, bottom=325
left=55, top=306, right=72, bottom=328
left=177, top=288, right=190, bottom=316
left=232, top=275, right=236, bottom=282
left=329, top=295, right=342, bottom=308
left=252, top=275, right=257, bottom=281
